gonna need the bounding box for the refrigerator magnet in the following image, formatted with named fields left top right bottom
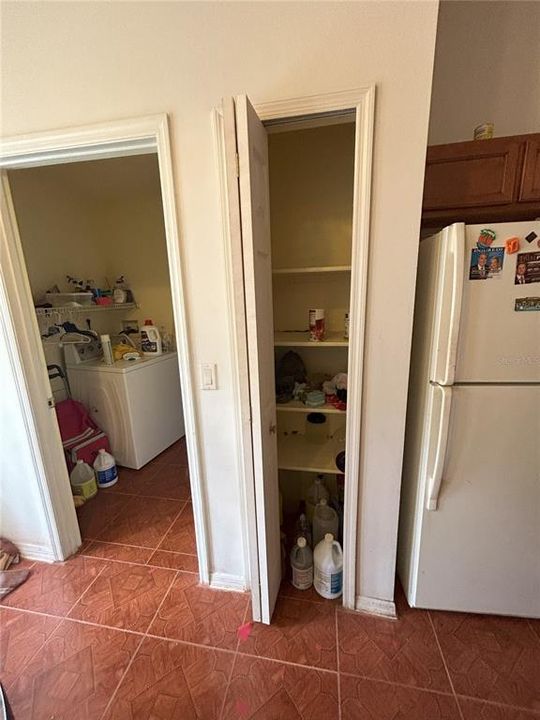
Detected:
left=515, top=251, right=540, bottom=285
left=469, top=247, right=504, bottom=280
left=477, top=228, right=496, bottom=249
left=515, top=297, right=540, bottom=312
left=505, top=236, right=520, bottom=254
left=525, top=231, right=538, bottom=244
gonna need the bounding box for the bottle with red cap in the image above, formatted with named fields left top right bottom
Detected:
left=140, top=319, right=162, bottom=356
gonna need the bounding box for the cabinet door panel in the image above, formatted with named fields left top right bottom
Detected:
left=519, top=138, right=540, bottom=202
left=423, top=138, right=522, bottom=210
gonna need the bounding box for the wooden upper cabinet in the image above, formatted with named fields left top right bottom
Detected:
left=423, top=137, right=522, bottom=210
left=519, top=138, right=540, bottom=202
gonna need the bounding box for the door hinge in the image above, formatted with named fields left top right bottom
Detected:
left=235, top=152, right=240, bottom=178
left=47, top=396, right=55, bottom=409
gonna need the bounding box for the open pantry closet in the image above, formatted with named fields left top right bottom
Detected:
left=219, top=89, right=373, bottom=623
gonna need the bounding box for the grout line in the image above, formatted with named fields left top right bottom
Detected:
left=235, top=649, right=338, bottom=676
left=335, top=606, right=342, bottom=719
left=338, top=670, right=457, bottom=696
left=218, top=599, right=250, bottom=720
left=427, top=611, right=465, bottom=720
left=64, top=559, right=111, bottom=619
left=144, top=631, right=238, bottom=656
left=98, top=569, right=181, bottom=720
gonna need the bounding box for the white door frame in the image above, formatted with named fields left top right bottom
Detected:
left=214, top=88, right=375, bottom=613
left=0, top=115, right=209, bottom=582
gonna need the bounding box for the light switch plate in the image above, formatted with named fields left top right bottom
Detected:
left=200, top=363, right=217, bottom=390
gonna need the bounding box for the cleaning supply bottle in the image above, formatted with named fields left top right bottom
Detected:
left=70, top=460, right=98, bottom=500
left=314, top=533, right=343, bottom=599
left=313, top=498, right=339, bottom=548
left=295, top=508, right=312, bottom=548
left=93, top=448, right=118, bottom=488
left=290, top=536, right=313, bottom=590
left=140, top=319, right=162, bottom=356
left=100, top=334, right=114, bottom=365
left=306, top=475, right=330, bottom=522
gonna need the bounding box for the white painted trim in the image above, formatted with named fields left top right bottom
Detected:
left=215, top=85, right=376, bottom=609
left=15, top=543, right=56, bottom=564
left=0, top=115, right=209, bottom=583
left=209, top=572, right=248, bottom=592
left=356, top=595, right=397, bottom=619
left=211, top=106, right=259, bottom=603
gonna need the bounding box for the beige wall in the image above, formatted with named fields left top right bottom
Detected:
left=429, top=0, right=540, bottom=145
left=9, top=155, right=174, bottom=337
left=1, top=1, right=438, bottom=600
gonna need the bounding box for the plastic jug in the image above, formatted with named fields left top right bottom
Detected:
left=290, top=537, right=313, bottom=590
left=70, top=460, right=98, bottom=500
left=306, top=476, right=329, bottom=522
left=93, top=448, right=118, bottom=488
left=140, top=319, right=162, bottom=356
left=314, top=533, right=343, bottom=599
left=296, top=511, right=312, bottom=549
left=313, top=499, right=339, bottom=548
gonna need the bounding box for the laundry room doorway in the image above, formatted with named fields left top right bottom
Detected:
left=0, top=117, right=208, bottom=580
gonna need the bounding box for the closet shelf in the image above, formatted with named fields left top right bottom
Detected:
left=276, top=400, right=345, bottom=414
left=274, top=331, right=348, bottom=347
left=278, top=433, right=344, bottom=475
left=273, top=265, right=351, bottom=275
left=35, top=303, right=138, bottom=316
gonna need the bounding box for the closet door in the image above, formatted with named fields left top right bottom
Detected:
left=222, top=96, right=280, bottom=624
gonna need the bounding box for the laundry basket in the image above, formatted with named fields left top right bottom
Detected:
left=48, top=364, right=111, bottom=471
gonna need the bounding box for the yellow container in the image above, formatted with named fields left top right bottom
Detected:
left=474, top=123, right=494, bottom=140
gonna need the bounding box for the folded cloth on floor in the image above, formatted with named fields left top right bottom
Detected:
left=0, top=538, right=30, bottom=598
left=0, top=538, right=19, bottom=571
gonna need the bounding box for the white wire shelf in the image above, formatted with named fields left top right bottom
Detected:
left=35, top=303, right=138, bottom=316
left=274, top=331, right=348, bottom=347
left=272, top=265, right=351, bottom=275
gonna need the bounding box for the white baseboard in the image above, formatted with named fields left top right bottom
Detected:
left=356, top=594, right=397, bottom=619
left=18, top=542, right=56, bottom=564
left=209, top=572, right=248, bottom=592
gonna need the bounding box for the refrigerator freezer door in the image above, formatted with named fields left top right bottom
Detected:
left=413, top=383, right=540, bottom=618
left=454, top=222, right=540, bottom=383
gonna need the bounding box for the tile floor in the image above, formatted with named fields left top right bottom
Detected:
left=1, top=438, right=539, bottom=718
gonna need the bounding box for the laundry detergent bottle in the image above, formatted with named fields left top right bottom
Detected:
left=140, top=319, right=162, bottom=356
left=93, top=449, right=118, bottom=488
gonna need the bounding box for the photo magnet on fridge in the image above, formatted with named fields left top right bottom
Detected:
left=469, top=247, right=504, bottom=280
left=515, top=252, right=540, bottom=285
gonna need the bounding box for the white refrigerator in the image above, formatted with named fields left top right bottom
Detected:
left=398, top=221, right=540, bottom=618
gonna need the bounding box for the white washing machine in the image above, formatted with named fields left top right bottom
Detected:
left=64, top=341, right=185, bottom=469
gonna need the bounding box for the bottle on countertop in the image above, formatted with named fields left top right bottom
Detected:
left=140, top=319, right=162, bottom=356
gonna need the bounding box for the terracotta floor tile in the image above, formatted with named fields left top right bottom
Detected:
left=7, top=618, right=140, bottom=720
left=222, top=654, right=339, bottom=720
left=147, top=548, right=199, bottom=573
left=340, top=675, right=461, bottom=720
left=82, top=540, right=154, bottom=565
left=238, top=596, right=338, bottom=670
left=153, top=438, right=188, bottom=466
left=158, top=502, right=196, bottom=554
left=69, top=562, right=176, bottom=633
left=136, top=464, right=191, bottom=500
left=97, top=496, right=183, bottom=548
left=76, top=491, right=126, bottom=539
left=103, top=636, right=233, bottom=720
left=0, top=608, right=61, bottom=688
left=337, top=592, right=451, bottom=692
left=149, top=572, right=248, bottom=651
left=431, top=611, right=540, bottom=710
left=109, top=463, right=161, bottom=495
left=0, top=556, right=104, bottom=616
left=459, top=697, right=540, bottom=720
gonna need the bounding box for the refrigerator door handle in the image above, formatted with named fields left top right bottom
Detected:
left=441, top=225, right=464, bottom=385
left=426, top=385, right=452, bottom=511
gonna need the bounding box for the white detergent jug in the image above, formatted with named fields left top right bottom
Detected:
left=140, top=319, right=162, bottom=356
left=70, top=460, right=98, bottom=500
left=93, top=448, right=118, bottom=488
left=314, top=533, right=343, bottom=599
left=306, top=476, right=329, bottom=522
left=313, top=499, right=339, bottom=548
left=290, top=537, right=313, bottom=590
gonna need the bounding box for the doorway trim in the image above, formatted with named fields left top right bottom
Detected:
left=0, top=115, right=209, bottom=582
left=215, top=88, right=375, bottom=613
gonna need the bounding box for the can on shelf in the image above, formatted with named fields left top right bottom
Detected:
left=309, top=308, right=325, bottom=342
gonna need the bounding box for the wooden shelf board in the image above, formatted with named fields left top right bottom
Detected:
left=276, top=400, right=345, bottom=414
left=278, top=434, right=344, bottom=475
left=274, top=331, right=348, bottom=347
left=273, top=265, right=351, bottom=275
